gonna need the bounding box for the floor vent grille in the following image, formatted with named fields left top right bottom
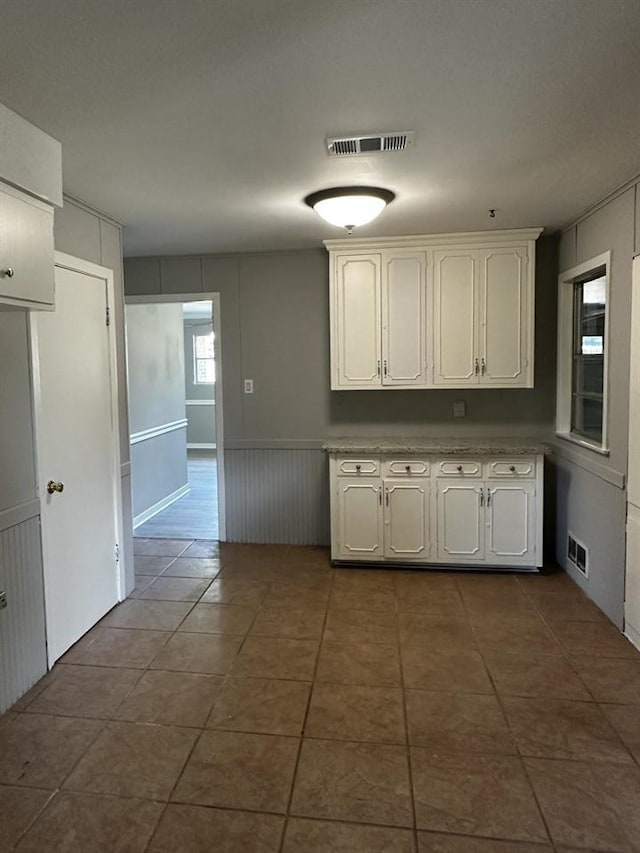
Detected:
left=568, top=532, right=589, bottom=577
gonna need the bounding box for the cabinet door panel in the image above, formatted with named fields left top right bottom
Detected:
left=0, top=187, right=54, bottom=306
left=480, top=247, right=529, bottom=385
left=336, top=479, right=383, bottom=560
left=384, top=480, right=430, bottom=559
left=487, top=482, right=536, bottom=564
left=334, top=254, right=381, bottom=387
left=433, top=251, right=478, bottom=385
left=436, top=481, right=484, bottom=560
left=382, top=252, right=426, bottom=385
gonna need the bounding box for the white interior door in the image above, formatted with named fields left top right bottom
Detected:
left=626, top=256, right=640, bottom=648
left=32, top=255, right=122, bottom=665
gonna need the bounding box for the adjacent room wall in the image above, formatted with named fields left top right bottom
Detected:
left=125, top=237, right=558, bottom=545
left=184, top=318, right=216, bottom=447
left=552, top=181, right=639, bottom=626
left=127, top=303, right=188, bottom=522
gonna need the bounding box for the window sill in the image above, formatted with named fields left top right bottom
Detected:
left=555, top=432, right=609, bottom=456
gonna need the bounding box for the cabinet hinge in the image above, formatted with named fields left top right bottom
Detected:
left=115, top=543, right=120, bottom=562
left=106, top=306, right=111, bottom=327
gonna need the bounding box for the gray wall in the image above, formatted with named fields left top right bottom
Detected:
left=184, top=319, right=216, bottom=446
left=126, top=303, right=188, bottom=520
left=125, top=238, right=558, bottom=544
left=553, top=183, right=639, bottom=626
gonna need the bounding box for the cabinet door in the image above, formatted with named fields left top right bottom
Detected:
left=486, top=482, right=536, bottom=565
left=433, top=250, right=479, bottom=385
left=384, top=479, right=430, bottom=559
left=479, top=246, right=531, bottom=386
left=381, top=252, right=426, bottom=386
left=0, top=185, right=54, bottom=307
left=436, top=480, right=484, bottom=561
left=336, top=478, right=384, bottom=560
left=333, top=254, right=381, bottom=388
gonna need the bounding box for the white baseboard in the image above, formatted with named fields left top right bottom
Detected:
left=625, top=623, right=640, bottom=652
left=133, top=483, right=190, bottom=529
left=187, top=443, right=217, bottom=450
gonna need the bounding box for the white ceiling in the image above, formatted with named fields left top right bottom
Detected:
left=1, top=0, right=639, bottom=256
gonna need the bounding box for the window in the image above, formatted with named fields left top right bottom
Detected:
left=557, top=252, right=610, bottom=452
left=193, top=331, right=215, bottom=384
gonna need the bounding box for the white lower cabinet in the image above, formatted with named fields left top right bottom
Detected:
left=336, top=478, right=384, bottom=560
left=384, top=479, right=430, bottom=559
left=330, top=451, right=543, bottom=569
left=436, top=481, right=484, bottom=561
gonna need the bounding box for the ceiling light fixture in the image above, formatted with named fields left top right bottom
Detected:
left=304, top=186, right=395, bottom=234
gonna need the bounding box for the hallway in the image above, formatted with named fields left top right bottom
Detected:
left=134, top=451, right=218, bottom=540
left=1, top=543, right=640, bottom=851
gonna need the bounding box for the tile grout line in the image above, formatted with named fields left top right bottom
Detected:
left=277, top=561, right=335, bottom=853
left=461, top=580, right=556, bottom=849
left=394, top=574, right=420, bottom=850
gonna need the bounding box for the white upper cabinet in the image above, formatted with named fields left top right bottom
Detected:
left=479, top=246, right=531, bottom=386
left=334, top=254, right=381, bottom=387
left=382, top=252, right=426, bottom=386
left=0, top=103, right=62, bottom=310
left=331, top=249, right=426, bottom=388
left=433, top=250, right=478, bottom=385
left=326, top=229, right=541, bottom=391
left=0, top=183, right=55, bottom=309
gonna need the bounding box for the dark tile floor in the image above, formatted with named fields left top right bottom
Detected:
left=2, top=540, right=640, bottom=852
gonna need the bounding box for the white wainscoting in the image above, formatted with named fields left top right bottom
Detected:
left=0, top=515, right=47, bottom=713
left=224, top=447, right=329, bottom=545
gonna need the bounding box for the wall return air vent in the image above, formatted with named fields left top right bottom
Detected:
left=327, top=131, right=415, bottom=157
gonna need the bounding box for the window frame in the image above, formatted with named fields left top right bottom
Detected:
left=556, top=251, right=611, bottom=455
left=192, top=329, right=215, bottom=386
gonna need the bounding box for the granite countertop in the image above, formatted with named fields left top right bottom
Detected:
left=322, top=437, right=551, bottom=455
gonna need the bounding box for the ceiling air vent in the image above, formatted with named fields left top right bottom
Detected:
left=327, top=131, right=415, bottom=157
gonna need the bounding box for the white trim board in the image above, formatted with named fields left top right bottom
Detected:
left=130, top=419, right=188, bottom=445
left=187, top=443, right=216, bottom=450
left=133, top=483, right=190, bottom=529
left=0, top=500, right=41, bottom=532
left=186, top=399, right=215, bottom=406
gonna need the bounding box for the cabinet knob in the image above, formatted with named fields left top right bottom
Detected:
left=405, top=464, right=411, bottom=473
left=509, top=465, right=516, bottom=472
left=355, top=464, right=361, bottom=472
left=457, top=465, right=463, bottom=472
left=2, top=268, right=15, bottom=278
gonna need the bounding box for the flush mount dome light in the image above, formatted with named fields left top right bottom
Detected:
left=304, top=186, right=395, bottom=234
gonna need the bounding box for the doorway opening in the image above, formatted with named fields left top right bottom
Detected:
left=125, top=293, right=225, bottom=543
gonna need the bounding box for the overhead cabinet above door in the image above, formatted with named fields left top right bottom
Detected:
left=326, top=228, right=541, bottom=391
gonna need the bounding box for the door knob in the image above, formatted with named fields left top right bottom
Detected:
left=47, top=480, right=64, bottom=494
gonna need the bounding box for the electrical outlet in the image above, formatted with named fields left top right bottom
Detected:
left=452, top=401, right=466, bottom=418
left=0, top=591, right=6, bottom=610
left=243, top=379, right=254, bottom=394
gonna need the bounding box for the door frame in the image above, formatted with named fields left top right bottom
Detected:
left=30, top=252, right=126, bottom=644
left=125, top=292, right=226, bottom=541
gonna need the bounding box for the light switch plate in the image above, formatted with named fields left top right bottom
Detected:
left=244, top=379, right=254, bottom=394
left=452, top=401, right=466, bottom=418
